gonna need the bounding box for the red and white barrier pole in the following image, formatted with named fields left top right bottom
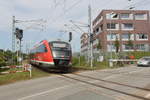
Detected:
left=0, top=64, right=32, bottom=78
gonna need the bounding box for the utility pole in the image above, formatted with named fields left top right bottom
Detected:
left=12, top=16, right=16, bottom=64
left=88, top=5, right=93, bottom=68
left=11, top=16, right=46, bottom=65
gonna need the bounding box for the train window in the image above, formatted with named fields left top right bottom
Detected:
left=44, top=47, right=47, bottom=52
left=36, top=44, right=47, bottom=53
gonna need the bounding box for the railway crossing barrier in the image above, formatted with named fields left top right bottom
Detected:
left=0, top=64, right=32, bottom=78
left=109, top=59, right=138, bottom=67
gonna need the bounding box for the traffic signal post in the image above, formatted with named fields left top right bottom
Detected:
left=15, top=28, right=23, bottom=64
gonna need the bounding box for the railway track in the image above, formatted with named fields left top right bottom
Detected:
left=61, top=73, right=150, bottom=100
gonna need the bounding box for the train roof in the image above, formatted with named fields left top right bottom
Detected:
left=49, top=41, right=69, bottom=44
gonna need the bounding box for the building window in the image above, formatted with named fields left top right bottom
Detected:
left=107, top=33, right=119, bottom=41
left=121, top=13, right=129, bottom=18
left=107, top=44, right=116, bottom=52
left=135, top=13, right=147, bottom=20
left=107, top=23, right=119, bottom=30
left=122, top=33, right=129, bottom=40
left=121, top=23, right=133, bottom=30
left=135, top=44, right=148, bottom=51
left=120, top=13, right=133, bottom=19
left=136, top=34, right=148, bottom=40
left=107, top=23, right=115, bottom=29
left=122, top=33, right=134, bottom=41
left=106, top=13, right=119, bottom=19
left=122, top=44, right=134, bottom=51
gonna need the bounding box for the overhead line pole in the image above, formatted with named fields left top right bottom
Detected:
left=11, top=17, right=46, bottom=65
left=12, top=16, right=16, bottom=64
left=88, top=5, right=93, bottom=68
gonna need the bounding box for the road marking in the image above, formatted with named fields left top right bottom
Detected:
left=18, top=77, right=102, bottom=100
left=102, top=68, right=147, bottom=80
left=128, top=69, right=147, bottom=74
left=103, top=74, right=120, bottom=80
left=18, top=84, right=74, bottom=100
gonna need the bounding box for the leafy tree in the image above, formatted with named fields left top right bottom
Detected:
left=97, top=39, right=102, bottom=50
left=114, top=37, right=120, bottom=53
left=127, top=34, right=134, bottom=49
left=0, top=51, right=5, bottom=67
left=0, top=49, right=15, bottom=66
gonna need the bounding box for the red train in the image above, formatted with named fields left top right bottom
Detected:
left=30, top=40, right=72, bottom=70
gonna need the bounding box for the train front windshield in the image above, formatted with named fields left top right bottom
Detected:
left=49, top=42, right=71, bottom=58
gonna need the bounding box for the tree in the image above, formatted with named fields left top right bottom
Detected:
left=0, top=51, right=6, bottom=67
left=114, top=37, right=120, bottom=53
left=127, top=34, right=134, bottom=49
left=97, top=39, right=102, bottom=50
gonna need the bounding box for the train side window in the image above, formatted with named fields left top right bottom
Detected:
left=44, top=46, right=47, bottom=52
left=36, top=44, right=47, bottom=53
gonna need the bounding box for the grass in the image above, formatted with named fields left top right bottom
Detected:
left=72, top=56, right=138, bottom=71
left=0, top=67, right=51, bottom=85
left=72, top=56, right=111, bottom=70
left=73, top=52, right=150, bottom=69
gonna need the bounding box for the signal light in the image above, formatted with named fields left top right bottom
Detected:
left=69, top=32, right=72, bottom=42
left=15, top=28, right=23, bottom=40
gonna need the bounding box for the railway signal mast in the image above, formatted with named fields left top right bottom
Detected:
left=11, top=16, right=46, bottom=64
left=15, top=28, right=23, bottom=64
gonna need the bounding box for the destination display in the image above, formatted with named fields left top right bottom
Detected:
left=52, top=43, right=67, bottom=48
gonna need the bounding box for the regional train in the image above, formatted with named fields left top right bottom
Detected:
left=30, top=40, right=72, bottom=70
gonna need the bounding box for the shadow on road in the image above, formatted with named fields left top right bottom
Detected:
left=32, top=65, right=87, bottom=74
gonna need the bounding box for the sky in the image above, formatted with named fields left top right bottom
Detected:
left=0, top=0, right=150, bottom=52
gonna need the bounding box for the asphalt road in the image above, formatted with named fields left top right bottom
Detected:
left=0, top=65, right=150, bottom=100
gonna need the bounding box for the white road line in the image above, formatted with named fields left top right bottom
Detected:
left=18, top=78, right=101, bottom=100
left=103, top=75, right=120, bottom=80
left=103, top=68, right=147, bottom=80
left=128, top=68, right=147, bottom=74
left=18, top=84, right=74, bottom=100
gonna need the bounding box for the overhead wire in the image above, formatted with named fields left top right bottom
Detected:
left=123, top=0, right=150, bottom=9
left=45, top=0, right=86, bottom=40
left=47, top=0, right=150, bottom=37
left=47, top=0, right=85, bottom=25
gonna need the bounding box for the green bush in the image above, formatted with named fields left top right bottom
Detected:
left=72, top=56, right=87, bottom=66
left=72, top=57, right=79, bottom=66
left=128, top=51, right=150, bottom=59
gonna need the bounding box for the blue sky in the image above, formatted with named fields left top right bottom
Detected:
left=0, top=0, right=150, bottom=52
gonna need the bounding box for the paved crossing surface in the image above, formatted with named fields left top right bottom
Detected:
left=0, top=65, right=150, bottom=100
